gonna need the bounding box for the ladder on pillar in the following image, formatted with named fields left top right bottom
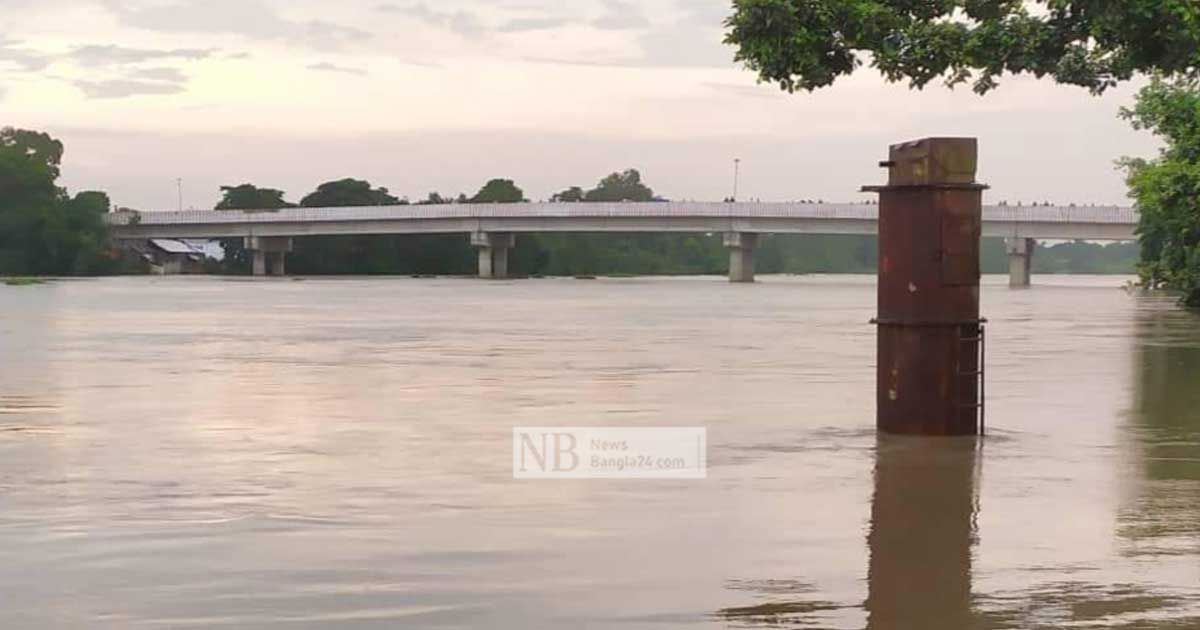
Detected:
left=957, top=321, right=987, bottom=435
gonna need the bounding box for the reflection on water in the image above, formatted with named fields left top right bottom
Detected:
left=719, top=436, right=980, bottom=629
left=2, top=276, right=1200, bottom=628
left=1121, top=298, right=1200, bottom=557
left=717, top=294, right=1200, bottom=630
left=865, top=436, right=978, bottom=629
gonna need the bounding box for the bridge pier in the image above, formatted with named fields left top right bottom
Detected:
left=724, top=232, right=757, bottom=283
left=1006, top=237, right=1035, bottom=288
left=471, top=232, right=515, bottom=279
left=245, top=236, right=293, bottom=276
left=252, top=250, right=267, bottom=276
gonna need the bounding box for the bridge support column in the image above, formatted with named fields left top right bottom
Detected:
left=1006, top=237, right=1035, bottom=288
left=471, top=232, right=515, bottom=279
left=245, top=236, right=293, bottom=277
left=724, top=232, right=757, bottom=283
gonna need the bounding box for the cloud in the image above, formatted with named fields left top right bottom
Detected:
left=103, top=0, right=371, bottom=50
left=679, top=1, right=732, bottom=26
left=68, top=45, right=214, bottom=68
left=0, top=85, right=6, bottom=102
left=73, top=79, right=186, bottom=98
left=704, top=82, right=784, bottom=100
left=308, top=62, right=368, bottom=76
left=498, top=16, right=568, bottom=33
left=377, top=3, right=483, bottom=37
left=127, top=67, right=188, bottom=82
left=1, top=37, right=210, bottom=98
left=592, top=0, right=650, bottom=30
left=0, top=39, right=53, bottom=71
left=636, top=26, right=736, bottom=67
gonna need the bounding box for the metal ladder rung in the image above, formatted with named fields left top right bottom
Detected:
left=957, top=323, right=986, bottom=435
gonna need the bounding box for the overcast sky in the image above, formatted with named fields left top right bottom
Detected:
left=2, top=0, right=1162, bottom=210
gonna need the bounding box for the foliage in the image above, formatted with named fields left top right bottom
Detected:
left=550, top=186, right=584, bottom=202
left=301, top=178, right=402, bottom=207
left=0, top=127, right=130, bottom=275
left=584, top=169, right=656, bottom=202
left=1027, top=241, right=1140, bottom=275
left=215, top=184, right=292, bottom=211
left=724, top=0, right=1200, bottom=95
left=1121, top=76, right=1200, bottom=306
left=1, top=128, right=63, bottom=179
left=418, top=192, right=451, bottom=205
left=3, top=277, right=47, bottom=286
left=470, top=179, right=525, bottom=203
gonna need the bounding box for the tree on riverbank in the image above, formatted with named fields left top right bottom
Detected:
left=0, top=127, right=131, bottom=275
left=1121, top=78, right=1200, bottom=307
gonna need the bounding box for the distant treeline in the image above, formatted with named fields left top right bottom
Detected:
left=216, top=175, right=1139, bottom=277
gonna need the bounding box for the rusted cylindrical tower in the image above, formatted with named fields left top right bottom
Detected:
left=865, top=138, right=987, bottom=435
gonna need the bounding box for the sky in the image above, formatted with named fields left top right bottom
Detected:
left=1, top=0, right=1164, bottom=210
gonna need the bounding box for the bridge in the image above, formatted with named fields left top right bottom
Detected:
left=107, top=202, right=1137, bottom=286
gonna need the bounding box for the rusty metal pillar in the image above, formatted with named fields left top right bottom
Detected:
left=865, top=138, right=988, bottom=436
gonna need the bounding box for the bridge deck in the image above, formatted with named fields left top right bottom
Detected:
left=107, top=202, right=1138, bottom=241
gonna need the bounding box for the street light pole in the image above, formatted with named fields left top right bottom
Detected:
left=176, top=178, right=183, bottom=212
left=732, top=158, right=741, bottom=202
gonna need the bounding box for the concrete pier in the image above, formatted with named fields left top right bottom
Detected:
left=245, top=236, right=293, bottom=276
left=723, top=232, right=757, bottom=283
left=1006, top=237, right=1035, bottom=288
left=471, top=232, right=515, bottom=279
left=252, top=250, right=267, bottom=276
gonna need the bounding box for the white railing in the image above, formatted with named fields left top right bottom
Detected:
left=107, top=202, right=1136, bottom=227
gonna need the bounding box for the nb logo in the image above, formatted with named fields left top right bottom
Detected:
left=515, top=431, right=579, bottom=473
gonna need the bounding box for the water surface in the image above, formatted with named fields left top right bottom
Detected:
left=0, top=274, right=1197, bottom=628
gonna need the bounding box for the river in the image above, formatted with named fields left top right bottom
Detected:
left=1, top=274, right=1197, bottom=628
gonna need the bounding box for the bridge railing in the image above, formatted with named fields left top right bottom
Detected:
left=105, top=202, right=1137, bottom=226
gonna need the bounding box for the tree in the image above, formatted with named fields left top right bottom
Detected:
left=724, top=0, right=1200, bottom=95
left=0, top=127, right=64, bottom=179
left=418, top=192, right=449, bottom=205
left=212, top=184, right=293, bottom=272
left=470, top=178, right=525, bottom=203
left=1121, top=76, right=1200, bottom=307
left=0, top=127, right=124, bottom=275
left=524, top=170, right=695, bottom=275
left=300, top=178, right=402, bottom=207
left=550, top=186, right=584, bottom=202
left=215, top=184, right=292, bottom=210
left=584, top=169, right=655, bottom=202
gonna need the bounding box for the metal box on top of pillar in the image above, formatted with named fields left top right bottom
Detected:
left=865, top=138, right=987, bottom=435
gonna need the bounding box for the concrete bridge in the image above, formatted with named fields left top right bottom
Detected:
left=107, top=202, right=1137, bottom=286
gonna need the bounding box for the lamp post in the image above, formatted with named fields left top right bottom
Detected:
left=732, top=158, right=741, bottom=202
